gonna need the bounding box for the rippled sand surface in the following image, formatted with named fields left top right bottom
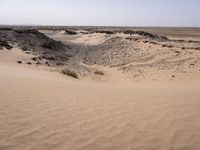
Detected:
left=0, top=64, right=200, bottom=150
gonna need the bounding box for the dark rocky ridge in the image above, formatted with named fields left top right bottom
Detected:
left=0, top=29, right=67, bottom=53
left=65, top=30, right=78, bottom=35
left=89, top=30, right=169, bottom=41
left=0, top=28, right=74, bottom=67
left=122, top=30, right=168, bottom=41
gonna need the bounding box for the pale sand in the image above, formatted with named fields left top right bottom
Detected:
left=0, top=60, right=200, bottom=150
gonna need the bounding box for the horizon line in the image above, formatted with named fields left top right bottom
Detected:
left=0, top=24, right=200, bottom=28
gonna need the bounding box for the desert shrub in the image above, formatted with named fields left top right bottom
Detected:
left=194, top=47, right=200, bottom=50
left=61, top=68, right=79, bottom=79
left=17, top=60, right=22, bottom=64
left=94, top=70, right=105, bottom=75
left=27, top=62, right=32, bottom=65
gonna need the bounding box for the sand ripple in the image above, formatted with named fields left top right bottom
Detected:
left=0, top=67, right=200, bottom=150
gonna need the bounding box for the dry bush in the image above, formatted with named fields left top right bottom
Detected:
left=94, top=70, right=105, bottom=75
left=61, top=68, right=79, bottom=79
left=17, top=60, right=22, bottom=64
left=27, top=62, right=32, bottom=65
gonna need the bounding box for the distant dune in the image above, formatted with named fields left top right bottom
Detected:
left=0, top=27, right=200, bottom=150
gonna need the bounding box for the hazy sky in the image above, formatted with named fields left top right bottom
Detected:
left=0, top=0, right=199, bottom=26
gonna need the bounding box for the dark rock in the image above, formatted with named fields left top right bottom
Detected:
left=32, top=57, right=37, bottom=61
left=45, top=61, right=50, bottom=66
left=92, top=30, right=115, bottom=34
left=56, top=62, right=64, bottom=66
left=25, top=51, right=31, bottom=54
left=0, top=39, right=13, bottom=50
left=36, top=62, right=42, bottom=65
left=162, top=44, right=173, bottom=48
left=123, top=30, right=168, bottom=41
left=65, top=30, right=78, bottom=35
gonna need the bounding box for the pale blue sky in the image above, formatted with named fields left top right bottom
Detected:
left=0, top=0, right=199, bottom=26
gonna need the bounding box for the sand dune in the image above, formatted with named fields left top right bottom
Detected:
left=0, top=63, right=200, bottom=150
left=0, top=27, right=200, bottom=150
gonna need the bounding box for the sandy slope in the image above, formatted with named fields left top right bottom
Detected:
left=41, top=29, right=200, bottom=83
left=0, top=52, right=200, bottom=150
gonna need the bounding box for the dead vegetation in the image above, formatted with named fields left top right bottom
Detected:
left=94, top=70, right=105, bottom=75
left=61, top=68, right=79, bottom=79
left=27, top=62, right=32, bottom=65
left=17, top=61, right=22, bottom=64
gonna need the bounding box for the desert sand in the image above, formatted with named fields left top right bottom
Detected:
left=0, top=27, right=200, bottom=150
